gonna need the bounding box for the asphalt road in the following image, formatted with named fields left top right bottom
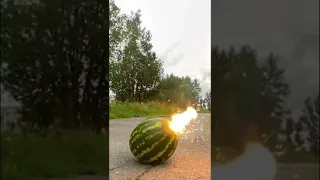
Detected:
left=211, top=162, right=319, bottom=180
left=109, top=113, right=211, bottom=180
left=274, top=163, right=319, bottom=180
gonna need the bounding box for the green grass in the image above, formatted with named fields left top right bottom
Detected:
left=199, top=109, right=211, bottom=113
left=1, top=131, right=108, bottom=180
left=109, top=102, right=179, bottom=119
left=109, top=102, right=210, bottom=119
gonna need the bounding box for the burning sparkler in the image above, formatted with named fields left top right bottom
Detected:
left=169, top=107, right=198, bottom=134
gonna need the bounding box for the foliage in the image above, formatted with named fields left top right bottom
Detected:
left=211, top=45, right=291, bottom=153
left=284, top=94, right=319, bottom=155
left=204, top=90, right=211, bottom=110
left=259, top=53, right=291, bottom=149
left=298, top=94, right=319, bottom=154
left=1, top=0, right=108, bottom=132
left=109, top=7, right=163, bottom=102
left=155, top=74, right=202, bottom=106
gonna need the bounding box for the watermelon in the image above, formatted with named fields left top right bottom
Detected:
left=129, top=117, right=179, bottom=164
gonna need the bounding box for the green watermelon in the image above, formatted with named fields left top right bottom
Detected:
left=129, top=117, right=179, bottom=164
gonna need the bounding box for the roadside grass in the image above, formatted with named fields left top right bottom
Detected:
left=199, top=109, right=211, bottom=113
left=1, top=130, right=108, bottom=180
left=109, top=102, right=210, bottom=119
left=109, top=102, right=179, bottom=119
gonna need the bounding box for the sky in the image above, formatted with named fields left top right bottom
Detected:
left=211, top=0, right=319, bottom=118
left=114, top=0, right=211, bottom=96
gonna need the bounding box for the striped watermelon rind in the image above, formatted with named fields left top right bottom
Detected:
left=129, top=117, right=179, bottom=164
left=140, top=116, right=170, bottom=123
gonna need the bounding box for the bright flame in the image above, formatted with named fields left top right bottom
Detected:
left=169, top=107, right=197, bottom=134
left=212, top=143, right=277, bottom=180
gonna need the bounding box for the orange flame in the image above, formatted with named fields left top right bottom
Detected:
left=169, top=107, right=197, bottom=134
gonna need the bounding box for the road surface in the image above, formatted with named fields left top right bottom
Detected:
left=274, top=163, right=319, bottom=180
left=211, top=162, right=319, bottom=180
left=109, top=114, right=211, bottom=180
left=49, top=113, right=319, bottom=180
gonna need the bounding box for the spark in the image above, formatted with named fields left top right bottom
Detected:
left=169, top=107, right=197, bottom=134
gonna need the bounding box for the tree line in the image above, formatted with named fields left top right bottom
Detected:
left=211, top=45, right=319, bottom=155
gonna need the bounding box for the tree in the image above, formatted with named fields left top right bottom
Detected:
left=155, top=74, right=202, bottom=107
left=259, top=53, right=291, bottom=149
left=211, top=45, right=291, bottom=155
left=1, top=0, right=108, bottom=132
left=211, top=45, right=264, bottom=149
left=109, top=0, right=126, bottom=61
left=211, top=46, right=234, bottom=148
left=192, top=79, right=201, bottom=106
left=109, top=10, right=163, bottom=102
left=293, top=119, right=305, bottom=148
left=299, top=94, right=319, bottom=153
left=204, top=91, right=211, bottom=110
left=199, top=97, right=207, bottom=110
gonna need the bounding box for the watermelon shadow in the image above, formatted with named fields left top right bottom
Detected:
left=131, top=157, right=173, bottom=167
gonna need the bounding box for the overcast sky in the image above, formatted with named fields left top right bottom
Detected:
left=114, top=0, right=211, bottom=96
left=211, top=0, right=319, bottom=117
